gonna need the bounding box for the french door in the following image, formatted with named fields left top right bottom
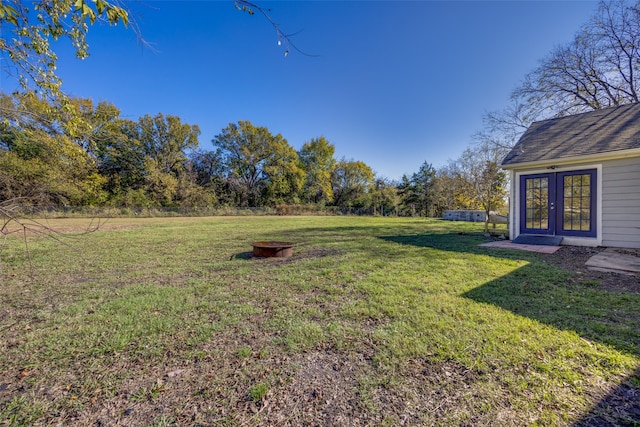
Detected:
left=520, top=169, right=597, bottom=237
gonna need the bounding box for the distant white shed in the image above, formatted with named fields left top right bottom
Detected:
left=443, top=210, right=487, bottom=222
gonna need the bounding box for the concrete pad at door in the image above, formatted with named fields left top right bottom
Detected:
left=585, top=250, right=640, bottom=275
left=479, top=241, right=561, bottom=254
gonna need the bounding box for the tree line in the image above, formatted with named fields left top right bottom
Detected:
left=0, top=92, right=506, bottom=217
left=5, top=0, right=636, bottom=219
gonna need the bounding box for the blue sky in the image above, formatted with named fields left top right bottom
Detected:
left=48, top=1, right=597, bottom=180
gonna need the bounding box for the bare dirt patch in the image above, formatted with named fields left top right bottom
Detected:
left=539, top=246, right=640, bottom=294
left=259, top=350, right=375, bottom=425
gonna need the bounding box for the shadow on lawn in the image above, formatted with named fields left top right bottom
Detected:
left=573, top=365, right=640, bottom=427
left=463, top=263, right=640, bottom=426
left=381, top=231, right=640, bottom=425
left=270, top=227, right=496, bottom=264
left=379, top=231, right=499, bottom=255
left=379, top=231, right=542, bottom=268
left=463, top=263, right=640, bottom=357
left=381, top=231, right=638, bottom=356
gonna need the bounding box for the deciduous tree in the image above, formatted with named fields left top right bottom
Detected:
left=431, top=162, right=468, bottom=216
left=95, top=118, right=146, bottom=197
left=0, top=0, right=130, bottom=102
left=298, top=137, right=336, bottom=204
left=0, top=93, right=107, bottom=205
left=188, top=149, right=228, bottom=205
left=370, top=177, right=398, bottom=216
left=514, top=0, right=640, bottom=119
left=331, top=159, right=374, bottom=209
left=476, top=1, right=640, bottom=160
left=136, top=113, right=200, bottom=175
left=456, top=142, right=507, bottom=231
left=213, top=120, right=304, bottom=207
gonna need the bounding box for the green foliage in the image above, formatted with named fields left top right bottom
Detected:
left=262, top=134, right=305, bottom=205
left=298, top=137, right=336, bottom=204
left=0, top=94, right=108, bottom=205
left=107, top=188, right=151, bottom=208
left=370, top=177, right=399, bottom=216
left=1, top=91, right=510, bottom=215
left=1, top=93, right=384, bottom=211
left=94, top=118, right=147, bottom=194
left=136, top=113, right=200, bottom=175
left=0, top=93, right=207, bottom=208
left=456, top=143, right=508, bottom=222
left=117, top=113, right=201, bottom=207
left=398, top=161, right=437, bottom=217
left=187, top=149, right=229, bottom=206
left=0, top=0, right=129, bottom=100
left=212, top=120, right=306, bottom=207
left=331, top=158, right=374, bottom=208
left=431, top=163, right=470, bottom=214
left=141, top=158, right=180, bottom=206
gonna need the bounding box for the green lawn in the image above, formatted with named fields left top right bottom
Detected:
left=1, top=216, right=638, bottom=426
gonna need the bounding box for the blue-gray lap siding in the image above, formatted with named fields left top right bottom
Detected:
left=602, top=157, right=640, bottom=248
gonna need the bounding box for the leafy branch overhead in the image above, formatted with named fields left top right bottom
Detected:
left=0, top=0, right=130, bottom=101
left=74, top=0, right=129, bottom=25
left=0, top=0, right=309, bottom=107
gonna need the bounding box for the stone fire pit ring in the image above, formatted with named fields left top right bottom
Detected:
left=252, top=241, right=295, bottom=258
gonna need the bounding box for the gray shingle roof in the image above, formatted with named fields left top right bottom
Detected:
left=501, top=102, right=640, bottom=167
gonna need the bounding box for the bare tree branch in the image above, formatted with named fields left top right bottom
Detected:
left=234, top=0, right=318, bottom=57
left=513, top=0, right=640, bottom=119
left=1, top=198, right=106, bottom=277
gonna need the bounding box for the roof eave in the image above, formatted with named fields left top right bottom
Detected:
left=500, top=147, right=640, bottom=170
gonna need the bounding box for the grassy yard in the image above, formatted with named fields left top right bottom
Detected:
left=0, top=216, right=638, bottom=426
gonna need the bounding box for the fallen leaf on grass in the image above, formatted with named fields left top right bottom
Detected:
left=166, top=369, right=184, bottom=378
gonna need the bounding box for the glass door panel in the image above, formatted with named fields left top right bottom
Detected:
left=520, top=170, right=597, bottom=238
left=520, top=173, right=555, bottom=235
left=557, top=170, right=596, bottom=237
